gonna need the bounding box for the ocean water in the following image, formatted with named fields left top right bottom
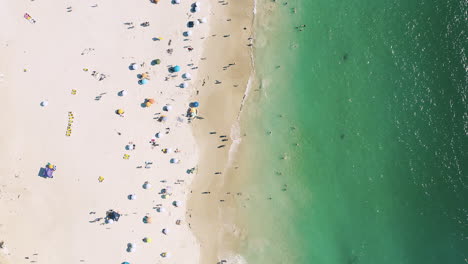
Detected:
left=235, top=0, right=467, bottom=263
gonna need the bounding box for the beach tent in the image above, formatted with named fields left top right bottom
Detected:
left=44, top=167, right=55, bottom=178
left=172, top=65, right=181, bottom=72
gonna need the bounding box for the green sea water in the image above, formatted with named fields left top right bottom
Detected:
left=236, top=0, right=467, bottom=263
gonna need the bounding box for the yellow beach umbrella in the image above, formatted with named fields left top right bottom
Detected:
left=141, top=73, right=149, bottom=79
left=48, top=164, right=54, bottom=169
left=117, top=109, right=124, bottom=115
left=147, top=98, right=155, bottom=104
left=143, top=237, right=152, bottom=243
left=145, top=102, right=152, bottom=107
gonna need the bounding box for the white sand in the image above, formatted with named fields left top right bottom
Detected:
left=0, top=0, right=212, bottom=263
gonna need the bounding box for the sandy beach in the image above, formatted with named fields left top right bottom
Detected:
left=0, top=0, right=251, bottom=263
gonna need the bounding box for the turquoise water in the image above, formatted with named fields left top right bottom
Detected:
left=237, top=0, right=467, bottom=263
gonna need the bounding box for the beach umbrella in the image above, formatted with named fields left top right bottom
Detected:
left=165, top=186, right=172, bottom=193
left=157, top=207, right=165, bottom=213
left=161, top=252, right=170, bottom=258
left=195, top=1, right=201, bottom=7
left=130, top=63, right=138, bottom=70
left=189, top=107, right=197, bottom=113
left=126, top=144, right=134, bottom=150
left=194, top=20, right=200, bottom=26
left=155, top=59, right=161, bottom=64
left=159, top=116, right=168, bottom=122
left=172, top=65, right=181, bottom=72
left=183, top=72, right=191, bottom=79
left=162, top=228, right=169, bottom=235
left=140, top=79, right=148, bottom=85
left=145, top=102, right=152, bottom=107
left=147, top=98, right=155, bottom=104
left=128, top=247, right=136, bottom=252
left=184, top=31, right=192, bottom=37
left=119, top=90, right=128, bottom=96
left=180, top=82, right=188, bottom=88
left=129, top=194, right=136, bottom=200
left=192, top=101, right=199, bottom=107
left=141, top=73, right=149, bottom=79
left=117, top=109, right=124, bottom=115
left=173, top=201, right=181, bottom=207
left=40, top=101, right=48, bottom=107
left=128, top=243, right=136, bottom=248
left=156, top=132, right=164, bottom=138
left=174, top=0, right=180, bottom=3
left=122, top=262, right=130, bottom=264
left=166, top=148, right=173, bottom=154
left=170, top=158, right=179, bottom=164
left=199, top=17, right=207, bottom=23
left=143, top=216, right=152, bottom=223
left=143, top=237, right=152, bottom=243
left=163, top=105, right=172, bottom=111
left=143, top=181, right=151, bottom=189
left=106, top=219, right=114, bottom=224
left=194, top=6, right=200, bottom=12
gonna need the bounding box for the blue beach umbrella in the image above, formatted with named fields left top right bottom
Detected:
left=122, top=262, right=130, bottom=264
left=192, top=101, right=199, bottom=107
left=140, top=79, right=148, bottom=85
left=172, top=65, right=181, bottom=72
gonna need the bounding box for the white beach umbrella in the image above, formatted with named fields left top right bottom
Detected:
left=130, top=63, right=139, bottom=70
left=184, top=31, right=192, bottom=37
left=194, top=20, right=200, bottom=26
left=119, top=90, right=128, bottom=96
left=143, top=182, right=152, bottom=189
left=163, top=105, right=173, bottom=111
left=194, top=6, right=200, bottom=12
left=162, top=228, right=169, bottom=235
left=157, top=207, right=166, bottom=213
left=170, top=158, right=179, bottom=164
left=128, top=243, right=136, bottom=248
left=106, top=219, right=114, bottom=224
left=195, top=1, right=201, bottom=7
left=126, top=144, right=134, bottom=150
left=183, top=72, right=191, bottom=79
left=40, top=101, right=48, bottom=107
left=166, top=148, right=173, bottom=154
left=129, top=194, right=137, bottom=200
left=156, top=132, right=164, bottom=138
left=165, top=186, right=173, bottom=193
left=180, top=82, right=188, bottom=88
left=174, top=0, right=181, bottom=3
left=128, top=247, right=136, bottom=252
left=173, top=200, right=181, bottom=207
left=199, top=17, right=207, bottom=23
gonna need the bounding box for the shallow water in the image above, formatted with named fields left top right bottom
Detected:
left=236, top=0, right=467, bottom=263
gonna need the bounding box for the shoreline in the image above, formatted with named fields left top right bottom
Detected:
left=187, top=0, right=255, bottom=262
